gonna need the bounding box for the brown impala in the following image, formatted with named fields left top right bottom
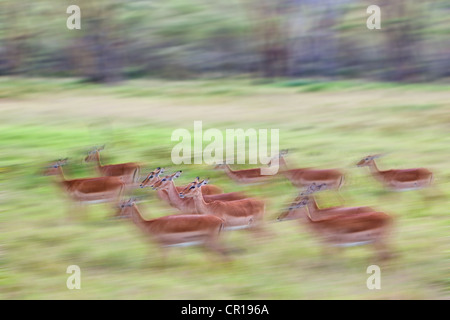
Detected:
left=85, top=146, right=141, bottom=186
left=278, top=183, right=375, bottom=221
left=179, top=179, right=266, bottom=232
left=44, top=159, right=125, bottom=205
left=275, top=150, right=345, bottom=193
left=357, top=154, right=433, bottom=191
left=140, top=167, right=223, bottom=196
left=151, top=172, right=248, bottom=214
left=116, top=198, right=229, bottom=261
left=213, top=151, right=285, bottom=184
left=278, top=185, right=394, bottom=260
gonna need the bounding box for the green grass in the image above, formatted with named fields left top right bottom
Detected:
left=0, top=78, right=449, bottom=299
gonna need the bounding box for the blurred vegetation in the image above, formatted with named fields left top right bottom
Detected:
left=0, top=79, right=449, bottom=299
left=0, top=0, right=449, bottom=82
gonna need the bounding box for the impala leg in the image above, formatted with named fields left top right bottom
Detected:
left=319, top=235, right=344, bottom=259
left=373, top=239, right=392, bottom=261
left=203, top=239, right=232, bottom=263
left=422, top=184, right=444, bottom=201
left=140, top=238, right=169, bottom=269
left=315, top=240, right=343, bottom=269
left=81, top=202, right=90, bottom=220
left=160, top=247, right=169, bottom=267
left=64, top=201, right=76, bottom=223
left=63, top=193, right=80, bottom=221
left=68, top=201, right=87, bottom=222
left=249, top=223, right=274, bottom=240
left=321, top=243, right=342, bottom=257
left=150, top=245, right=169, bottom=269
left=65, top=201, right=77, bottom=222
left=336, top=190, right=345, bottom=205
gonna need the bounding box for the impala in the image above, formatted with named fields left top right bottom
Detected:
left=140, top=167, right=164, bottom=189
left=116, top=198, right=228, bottom=260
left=84, top=146, right=141, bottom=185
left=44, top=159, right=125, bottom=205
left=357, top=154, right=433, bottom=191
left=277, top=188, right=393, bottom=260
left=140, top=168, right=223, bottom=195
left=214, top=163, right=280, bottom=184
left=213, top=151, right=285, bottom=184
left=278, top=183, right=375, bottom=221
left=139, top=167, right=173, bottom=204
left=275, top=151, right=345, bottom=193
left=152, top=172, right=248, bottom=214
left=179, top=179, right=266, bottom=231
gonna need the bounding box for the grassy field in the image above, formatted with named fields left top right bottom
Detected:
left=0, top=77, right=449, bottom=299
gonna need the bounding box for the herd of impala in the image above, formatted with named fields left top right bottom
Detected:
left=44, top=146, right=435, bottom=262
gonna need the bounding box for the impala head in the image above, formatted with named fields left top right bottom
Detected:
left=357, top=154, right=383, bottom=167
left=278, top=183, right=326, bottom=220
left=300, top=182, right=327, bottom=196
left=115, top=198, right=136, bottom=219
left=43, top=158, right=68, bottom=176
left=140, top=167, right=164, bottom=188
left=179, top=178, right=208, bottom=198
left=152, top=171, right=182, bottom=190
left=277, top=149, right=288, bottom=158
left=268, top=149, right=288, bottom=168
left=214, top=161, right=228, bottom=170
left=84, top=145, right=105, bottom=163
left=277, top=196, right=309, bottom=221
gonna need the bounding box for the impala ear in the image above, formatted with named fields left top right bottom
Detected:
left=173, top=170, right=182, bottom=179
left=98, top=145, right=105, bottom=151
left=302, top=182, right=318, bottom=195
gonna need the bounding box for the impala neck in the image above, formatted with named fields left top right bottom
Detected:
left=157, top=189, right=170, bottom=202
left=53, top=166, right=69, bottom=188
left=94, top=151, right=104, bottom=169
left=223, top=164, right=233, bottom=173
left=165, top=181, right=185, bottom=207
left=129, top=204, right=152, bottom=231
left=271, top=156, right=288, bottom=170
left=222, top=164, right=237, bottom=179
left=280, top=156, right=288, bottom=169
left=192, top=191, right=209, bottom=215
left=368, top=160, right=383, bottom=180
left=305, top=196, right=321, bottom=221
left=153, top=177, right=170, bottom=202
left=287, top=206, right=309, bottom=221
